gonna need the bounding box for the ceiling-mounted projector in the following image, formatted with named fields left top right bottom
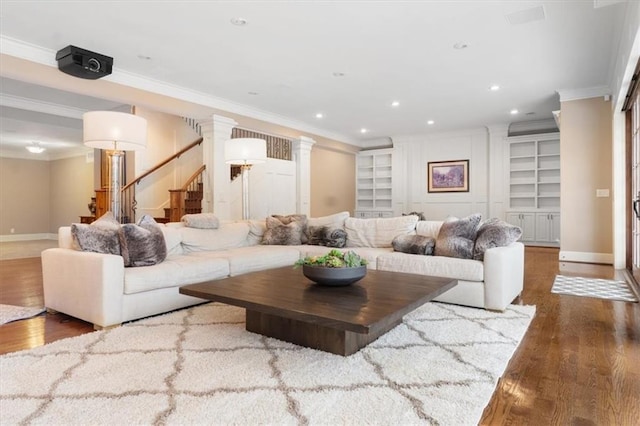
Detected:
left=55, top=45, right=113, bottom=80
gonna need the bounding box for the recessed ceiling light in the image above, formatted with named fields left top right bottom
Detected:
left=391, top=101, right=400, bottom=107
left=26, top=142, right=45, bottom=154
left=490, top=85, right=500, bottom=91
left=510, top=109, right=519, bottom=115
left=453, top=42, right=469, bottom=50
left=360, top=128, right=368, bottom=134
left=427, top=120, right=435, bottom=125
left=231, top=17, right=248, bottom=26
left=332, top=72, right=345, bottom=77
left=248, top=91, right=259, bottom=95
left=315, top=113, right=323, bottom=119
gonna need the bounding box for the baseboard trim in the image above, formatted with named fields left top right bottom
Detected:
left=559, top=250, right=614, bottom=265
left=0, top=233, right=57, bottom=242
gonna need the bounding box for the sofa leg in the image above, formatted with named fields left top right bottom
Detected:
left=94, top=323, right=121, bottom=331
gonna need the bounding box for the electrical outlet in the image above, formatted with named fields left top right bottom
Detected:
left=10, top=228, right=15, bottom=234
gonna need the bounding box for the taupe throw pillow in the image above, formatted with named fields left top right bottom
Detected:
left=120, top=215, right=167, bottom=267
left=434, top=213, right=482, bottom=259
left=392, top=235, right=436, bottom=255
left=473, top=218, right=522, bottom=260
left=71, top=211, right=121, bottom=255
left=271, top=214, right=308, bottom=243
left=262, top=217, right=304, bottom=245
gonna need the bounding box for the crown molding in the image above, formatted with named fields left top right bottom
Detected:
left=393, top=126, right=490, bottom=143
left=0, top=36, right=362, bottom=147
left=556, top=86, right=611, bottom=102
left=0, top=93, right=85, bottom=119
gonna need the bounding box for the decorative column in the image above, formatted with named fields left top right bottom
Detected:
left=195, top=119, right=213, bottom=213
left=293, top=136, right=316, bottom=216
left=486, top=124, right=509, bottom=220
left=210, top=115, right=238, bottom=220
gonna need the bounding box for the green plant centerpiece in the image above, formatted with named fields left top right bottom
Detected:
left=295, top=249, right=368, bottom=286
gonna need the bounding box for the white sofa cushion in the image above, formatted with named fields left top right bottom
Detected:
left=194, top=245, right=301, bottom=276
left=377, top=252, right=483, bottom=282
left=416, top=221, right=443, bottom=238
left=124, top=255, right=230, bottom=294
left=179, top=222, right=250, bottom=253
left=307, top=211, right=350, bottom=229
left=345, top=215, right=418, bottom=248
left=161, top=226, right=184, bottom=256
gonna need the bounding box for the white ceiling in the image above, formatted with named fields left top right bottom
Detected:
left=0, top=0, right=629, bottom=158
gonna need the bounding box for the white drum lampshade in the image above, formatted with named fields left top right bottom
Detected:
left=224, top=138, right=267, bottom=165
left=83, top=111, right=147, bottom=151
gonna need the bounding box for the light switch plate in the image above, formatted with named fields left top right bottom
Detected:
left=596, top=189, right=610, bottom=197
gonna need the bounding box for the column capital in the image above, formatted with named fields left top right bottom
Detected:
left=293, top=136, right=316, bottom=151
left=212, top=114, right=238, bottom=128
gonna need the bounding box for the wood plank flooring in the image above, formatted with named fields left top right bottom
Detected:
left=1, top=247, right=638, bottom=424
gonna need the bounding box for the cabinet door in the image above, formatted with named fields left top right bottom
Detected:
left=505, top=213, right=535, bottom=242
left=535, top=213, right=551, bottom=242
left=549, top=213, right=560, bottom=244
left=520, top=213, right=536, bottom=241
left=535, top=213, right=561, bottom=244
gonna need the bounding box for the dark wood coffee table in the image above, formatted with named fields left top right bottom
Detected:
left=180, top=267, right=456, bottom=356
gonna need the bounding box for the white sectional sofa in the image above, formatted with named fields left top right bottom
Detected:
left=42, top=214, right=524, bottom=329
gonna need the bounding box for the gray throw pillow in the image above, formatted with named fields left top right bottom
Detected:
left=307, top=225, right=327, bottom=245
left=119, top=215, right=167, bottom=267
left=71, top=211, right=121, bottom=255
left=392, top=235, right=436, bottom=255
left=324, top=228, right=347, bottom=248
left=434, top=213, right=482, bottom=259
left=262, top=217, right=303, bottom=245
left=306, top=226, right=347, bottom=248
left=473, top=218, right=522, bottom=260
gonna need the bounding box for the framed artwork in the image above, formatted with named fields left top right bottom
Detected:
left=427, top=160, right=469, bottom=193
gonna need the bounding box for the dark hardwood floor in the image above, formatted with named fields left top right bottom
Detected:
left=1, top=248, right=639, bottom=424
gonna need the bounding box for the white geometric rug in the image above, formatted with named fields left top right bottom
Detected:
left=552, top=275, right=639, bottom=302
left=0, top=302, right=535, bottom=425
left=0, top=304, right=45, bottom=325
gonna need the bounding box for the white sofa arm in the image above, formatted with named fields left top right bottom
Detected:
left=482, top=242, right=525, bottom=311
left=42, top=248, right=125, bottom=328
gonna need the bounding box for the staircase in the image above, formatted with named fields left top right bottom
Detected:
left=160, top=180, right=204, bottom=223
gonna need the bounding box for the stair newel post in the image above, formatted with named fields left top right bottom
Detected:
left=169, top=189, right=186, bottom=223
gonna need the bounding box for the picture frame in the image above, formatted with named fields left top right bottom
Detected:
left=427, top=160, right=469, bottom=193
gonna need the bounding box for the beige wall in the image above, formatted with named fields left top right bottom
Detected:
left=560, top=97, right=613, bottom=258
left=0, top=157, right=50, bottom=235
left=0, top=155, right=94, bottom=237
left=49, top=155, right=94, bottom=232
left=310, top=147, right=356, bottom=217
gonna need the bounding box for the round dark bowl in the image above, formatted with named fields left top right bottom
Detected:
left=302, top=265, right=367, bottom=286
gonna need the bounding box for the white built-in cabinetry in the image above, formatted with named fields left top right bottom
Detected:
left=355, top=148, right=394, bottom=218
left=505, top=134, right=560, bottom=246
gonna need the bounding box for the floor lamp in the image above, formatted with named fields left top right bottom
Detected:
left=83, top=111, right=147, bottom=223
left=224, top=138, right=267, bottom=220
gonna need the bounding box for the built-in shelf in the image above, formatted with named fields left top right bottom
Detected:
left=506, top=133, right=560, bottom=247
left=356, top=148, right=393, bottom=217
